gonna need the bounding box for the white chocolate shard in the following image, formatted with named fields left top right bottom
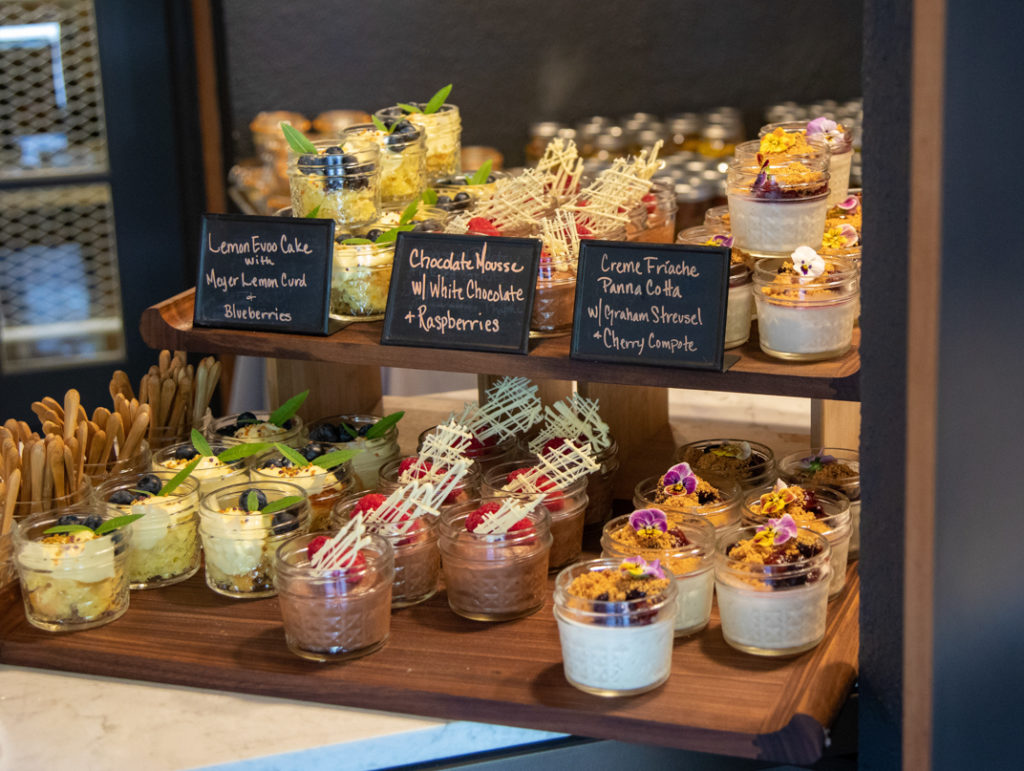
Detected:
left=310, top=517, right=371, bottom=574
left=568, top=141, right=665, bottom=235
left=414, top=420, right=473, bottom=472
left=540, top=209, right=581, bottom=272
left=536, top=138, right=584, bottom=202
left=465, top=376, right=542, bottom=442
left=529, top=393, right=611, bottom=454
left=475, top=495, right=544, bottom=535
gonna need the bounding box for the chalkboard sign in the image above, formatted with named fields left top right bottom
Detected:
left=194, top=214, right=337, bottom=335
left=381, top=232, right=540, bottom=354
left=571, top=240, right=731, bottom=371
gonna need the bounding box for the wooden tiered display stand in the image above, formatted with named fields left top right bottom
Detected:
left=0, top=288, right=862, bottom=765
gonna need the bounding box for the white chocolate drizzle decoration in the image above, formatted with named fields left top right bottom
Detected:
left=568, top=141, right=664, bottom=234
left=473, top=169, right=550, bottom=232
left=536, top=138, right=584, bottom=202
left=406, top=420, right=474, bottom=480
left=310, top=517, right=371, bottom=574
left=359, top=478, right=455, bottom=535
left=456, top=376, right=542, bottom=442
left=505, top=440, right=599, bottom=494
left=529, top=392, right=611, bottom=454
left=540, top=209, right=582, bottom=272
left=475, top=495, right=544, bottom=535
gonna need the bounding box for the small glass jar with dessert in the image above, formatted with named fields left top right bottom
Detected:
left=438, top=497, right=552, bottom=621
left=416, top=425, right=518, bottom=476
left=249, top=444, right=356, bottom=531
left=98, top=471, right=201, bottom=590
left=151, top=439, right=249, bottom=496
left=675, top=438, right=777, bottom=492
left=554, top=557, right=678, bottom=696
left=375, top=97, right=461, bottom=184
left=632, top=462, right=742, bottom=530
left=13, top=506, right=133, bottom=632
left=207, top=410, right=305, bottom=449
left=760, top=118, right=854, bottom=207
left=198, top=481, right=311, bottom=599
left=306, top=414, right=402, bottom=489
left=342, top=121, right=427, bottom=209
left=715, top=518, right=832, bottom=656
left=287, top=139, right=381, bottom=228
left=431, top=169, right=508, bottom=213
left=703, top=204, right=731, bottom=234
left=378, top=456, right=481, bottom=510
left=629, top=177, right=677, bottom=243
left=777, top=448, right=861, bottom=555
left=752, top=250, right=859, bottom=361
left=675, top=226, right=753, bottom=349
left=601, top=509, right=714, bottom=637
left=274, top=530, right=394, bottom=663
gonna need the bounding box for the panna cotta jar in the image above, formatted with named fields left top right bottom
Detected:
left=675, top=438, right=777, bottom=492
left=777, top=448, right=862, bottom=556
left=632, top=474, right=742, bottom=530
left=675, top=226, right=753, bottom=349
left=760, top=120, right=853, bottom=207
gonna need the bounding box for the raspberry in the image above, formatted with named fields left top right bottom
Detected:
left=466, top=502, right=501, bottom=532
left=576, top=223, right=592, bottom=237
left=508, top=518, right=533, bottom=532
left=467, top=217, right=502, bottom=236
left=399, top=456, right=432, bottom=479
left=307, top=535, right=329, bottom=559
left=352, top=493, right=386, bottom=517
left=506, top=468, right=564, bottom=511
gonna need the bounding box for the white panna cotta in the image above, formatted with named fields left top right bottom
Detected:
left=727, top=194, right=829, bottom=256
left=754, top=295, right=857, bottom=359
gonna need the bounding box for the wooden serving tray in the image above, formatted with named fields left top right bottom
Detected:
left=141, top=289, right=860, bottom=401
left=0, top=560, right=858, bottom=765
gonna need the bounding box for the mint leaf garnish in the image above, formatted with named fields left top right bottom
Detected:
left=424, top=84, right=452, bottom=114
left=420, top=189, right=438, bottom=206
left=159, top=457, right=201, bottom=496
left=269, top=390, right=308, bottom=427
left=216, top=442, right=271, bottom=463
left=191, top=429, right=213, bottom=457
left=275, top=442, right=309, bottom=467
left=312, top=449, right=358, bottom=469
left=399, top=199, right=420, bottom=226
left=261, top=495, right=305, bottom=515
left=365, top=411, right=404, bottom=439
left=246, top=490, right=260, bottom=512
left=339, top=422, right=359, bottom=440
left=96, top=514, right=145, bottom=535
left=375, top=224, right=414, bottom=245
left=281, top=122, right=318, bottom=154
left=43, top=524, right=93, bottom=535
left=397, top=102, right=421, bottom=114
left=467, top=159, right=492, bottom=186
left=304, top=205, right=322, bottom=219
left=342, top=237, right=374, bottom=245
left=371, top=114, right=389, bottom=133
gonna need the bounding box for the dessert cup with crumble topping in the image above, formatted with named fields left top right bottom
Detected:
left=601, top=511, right=714, bottom=636
left=331, top=491, right=440, bottom=608
left=207, top=411, right=305, bottom=449
left=13, top=507, right=132, bottom=632
left=632, top=470, right=742, bottom=531
left=675, top=226, right=753, bottom=349
left=151, top=440, right=249, bottom=495
left=675, top=438, right=776, bottom=492
left=714, top=524, right=832, bottom=656
left=98, top=472, right=202, bottom=590
left=274, top=531, right=394, bottom=662
left=329, top=238, right=394, bottom=321
left=481, top=460, right=589, bottom=571
left=342, top=122, right=426, bottom=208
left=375, top=103, right=461, bottom=183
left=554, top=557, right=678, bottom=696
left=287, top=140, right=380, bottom=228
left=760, top=120, right=854, bottom=207
left=306, top=414, right=401, bottom=489
left=250, top=447, right=355, bottom=531
left=438, top=498, right=552, bottom=621
left=778, top=448, right=862, bottom=555
left=198, top=481, right=311, bottom=599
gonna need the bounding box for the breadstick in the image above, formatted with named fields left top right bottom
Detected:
left=63, top=389, right=80, bottom=442
left=99, top=423, right=118, bottom=467
left=159, top=349, right=171, bottom=377
left=75, top=422, right=87, bottom=489
left=86, top=429, right=106, bottom=468
left=119, top=406, right=150, bottom=462
left=48, top=439, right=65, bottom=499
left=17, top=421, right=32, bottom=443
left=30, top=441, right=44, bottom=505
left=92, top=407, right=111, bottom=427
left=158, top=377, right=177, bottom=427
left=2, top=468, right=20, bottom=536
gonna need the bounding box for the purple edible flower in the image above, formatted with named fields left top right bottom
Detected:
left=710, top=234, right=734, bottom=247
left=621, top=556, right=667, bottom=580
left=838, top=195, right=860, bottom=212
left=806, top=116, right=839, bottom=136
left=662, top=462, right=698, bottom=494
left=755, top=513, right=799, bottom=546
left=801, top=453, right=837, bottom=472
left=629, top=508, right=668, bottom=534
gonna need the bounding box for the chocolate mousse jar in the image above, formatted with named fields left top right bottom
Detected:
left=207, top=411, right=305, bottom=449
left=438, top=498, right=552, bottom=621
left=553, top=558, right=678, bottom=696
left=376, top=102, right=461, bottom=183
left=778, top=448, right=862, bottom=555
left=198, top=481, right=311, bottom=599
left=13, top=506, right=132, bottom=632
left=752, top=255, right=859, bottom=361
left=288, top=140, right=381, bottom=228
left=715, top=525, right=832, bottom=656
left=601, top=512, right=715, bottom=637
left=632, top=475, right=742, bottom=530
left=760, top=119, right=854, bottom=207
left=378, top=456, right=481, bottom=508
left=675, top=438, right=776, bottom=492
left=274, top=531, right=394, bottom=663
left=306, top=414, right=401, bottom=489
left=416, top=426, right=518, bottom=476
left=481, top=460, right=589, bottom=571
left=531, top=261, right=577, bottom=338
left=726, top=156, right=830, bottom=257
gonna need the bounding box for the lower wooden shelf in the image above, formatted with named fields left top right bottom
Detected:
left=0, top=558, right=857, bottom=765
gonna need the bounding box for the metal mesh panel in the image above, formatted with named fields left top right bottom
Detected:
left=0, top=0, right=107, bottom=178
left=0, top=183, right=124, bottom=372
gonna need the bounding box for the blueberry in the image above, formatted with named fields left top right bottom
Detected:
left=309, top=423, right=340, bottom=443
left=108, top=490, right=136, bottom=506
left=56, top=514, right=82, bottom=526
left=485, top=175, right=495, bottom=183
left=282, top=419, right=294, bottom=429
left=454, top=191, right=470, bottom=202
left=338, top=423, right=358, bottom=440
left=324, top=145, right=344, bottom=155
left=238, top=489, right=268, bottom=511
left=326, top=178, right=345, bottom=192
left=272, top=511, right=300, bottom=534
left=696, top=489, right=715, bottom=504
left=341, top=153, right=360, bottom=168
left=236, top=411, right=258, bottom=426
left=411, top=222, right=429, bottom=232
left=215, top=425, right=235, bottom=437
left=436, top=194, right=452, bottom=204
left=137, top=474, right=162, bottom=495
left=299, top=443, right=323, bottom=462
left=596, top=592, right=609, bottom=601
left=83, top=515, right=103, bottom=531
left=297, top=154, right=324, bottom=175
left=394, top=121, right=418, bottom=135
left=110, top=532, right=124, bottom=544
left=323, top=152, right=344, bottom=167
left=174, top=445, right=199, bottom=460
left=366, top=228, right=384, bottom=242
left=625, top=589, right=647, bottom=601
left=344, top=177, right=369, bottom=191
left=357, top=424, right=371, bottom=436
left=261, top=456, right=289, bottom=469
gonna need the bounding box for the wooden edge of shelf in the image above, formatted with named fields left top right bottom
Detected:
left=141, top=290, right=860, bottom=401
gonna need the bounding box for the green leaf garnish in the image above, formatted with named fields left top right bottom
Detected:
left=43, top=524, right=93, bottom=535
left=371, top=114, right=389, bottom=133
left=159, top=457, right=202, bottom=496
left=374, top=224, right=415, bottom=245
left=398, top=102, right=421, bottom=114
left=191, top=429, right=213, bottom=457
left=365, top=411, right=404, bottom=439
left=338, top=422, right=359, bottom=440
left=420, top=189, right=438, bottom=206
left=96, top=514, right=145, bottom=535
left=269, top=390, right=308, bottom=427
left=424, top=84, right=452, bottom=114
left=312, top=449, right=358, bottom=469
left=246, top=490, right=260, bottom=512
left=275, top=442, right=309, bottom=467
left=216, top=442, right=272, bottom=463
left=399, top=198, right=420, bottom=226
left=261, top=495, right=305, bottom=515
left=280, top=122, right=318, bottom=154
left=304, top=205, right=322, bottom=219
left=342, top=237, right=374, bottom=245
left=467, top=159, right=493, bottom=186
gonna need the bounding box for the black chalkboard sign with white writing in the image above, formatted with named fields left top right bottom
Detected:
left=194, top=214, right=337, bottom=335
left=381, top=232, right=540, bottom=354
left=571, top=240, right=731, bottom=371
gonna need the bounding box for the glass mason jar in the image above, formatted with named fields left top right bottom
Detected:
left=714, top=526, right=832, bottom=656
left=82, top=439, right=152, bottom=487
left=207, top=411, right=305, bottom=449
left=743, top=484, right=852, bottom=598
left=553, top=558, right=678, bottom=697
left=312, top=110, right=372, bottom=135
left=752, top=255, right=860, bottom=361
left=198, top=481, right=311, bottom=599
left=417, top=426, right=518, bottom=476
left=438, top=498, right=552, bottom=621
left=306, top=414, right=401, bottom=489
left=13, top=506, right=132, bottom=632
left=777, top=448, right=862, bottom=556
left=675, top=226, right=753, bottom=349
left=733, top=136, right=831, bottom=166
left=632, top=475, right=742, bottom=530
left=481, top=460, right=590, bottom=571
left=376, top=103, right=461, bottom=183
left=288, top=139, right=381, bottom=228
left=632, top=178, right=676, bottom=243
left=342, top=123, right=427, bottom=209
left=726, top=156, right=830, bottom=257
left=330, top=491, right=440, bottom=608
left=151, top=441, right=249, bottom=496
left=378, top=456, right=481, bottom=510
left=432, top=169, right=509, bottom=213
left=675, top=438, right=777, bottom=492
left=666, top=112, right=703, bottom=153
left=250, top=450, right=355, bottom=532
left=703, top=204, right=731, bottom=234
left=601, top=513, right=715, bottom=637
left=760, top=120, right=853, bottom=207
left=9, top=484, right=91, bottom=522
left=1, top=532, right=15, bottom=593
left=274, top=531, right=394, bottom=663
left=530, top=437, right=620, bottom=532
left=531, top=254, right=577, bottom=338
left=329, top=237, right=395, bottom=321
left=97, top=472, right=201, bottom=590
